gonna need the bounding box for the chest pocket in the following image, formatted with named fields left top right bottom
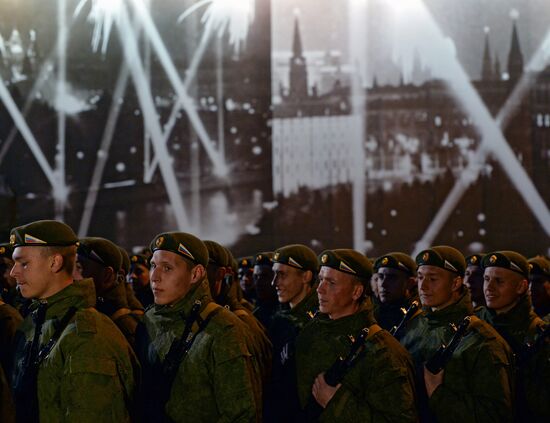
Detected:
left=69, top=356, right=117, bottom=376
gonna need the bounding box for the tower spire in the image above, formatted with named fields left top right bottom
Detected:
left=507, top=20, right=524, bottom=81
left=481, top=31, right=493, bottom=81
left=288, top=13, right=308, bottom=101
left=292, top=16, right=303, bottom=58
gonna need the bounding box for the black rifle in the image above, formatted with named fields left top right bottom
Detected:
left=390, top=300, right=420, bottom=339
left=425, top=316, right=471, bottom=374
left=304, top=327, right=370, bottom=422
left=515, top=323, right=550, bottom=366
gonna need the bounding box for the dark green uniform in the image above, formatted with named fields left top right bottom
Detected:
left=11, top=279, right=139, bottom=422
left=400, top=292, right=514, bottom=422
left=0, top=300, right=21, bottom=423
left=296, top=300, right=418, bottom=422
left=136, top=278, right=258, bottom=422
left=477, top=294, right=550, bottom=422
left=264, top=288, right=318, bottom=422
left=374, top=296, right=417, bottom=333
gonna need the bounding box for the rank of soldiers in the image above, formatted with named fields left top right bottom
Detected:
left=0, top=219, right=548, bottom=422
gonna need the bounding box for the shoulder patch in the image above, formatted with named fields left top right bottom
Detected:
left=75, top=308, right=98, bottom=334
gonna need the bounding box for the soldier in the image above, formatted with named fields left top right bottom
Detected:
left=252, top=252, right=279, bottom=329
left=129, top=253, right=154, bottom=309
left=400, top=246, right=514, bottom=422
left=477, top=251, right=550, bottom=421
left=239, top=256, right=257, bottom=305
left=528, top=256, right=550, bottom=318
left=75, top=237, right=140, bottom=348
left=263, top=244, right=319, bottom=423
left=296, top=249, right=418, bottom=422
left=135, top=232, right=258, bottom=422
left=464, top=254, right=486, bottom=308
left=10, top=220, right=138, bottom=421
left=373, top=252, right=417, bottom=332
left=118, top=247, right=145, bottom=317
left=0, top=243, right=17, bottom=304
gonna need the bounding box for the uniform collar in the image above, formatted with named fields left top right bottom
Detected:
left=30, top=278, right=96, bottom=319
left=423, top=290, right=473, bottom=326
left=153, top=278, right=212, bottom=317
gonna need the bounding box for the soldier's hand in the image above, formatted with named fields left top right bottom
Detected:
left=312, top=373, right=341, bottom=408
left=423, top=366, right=444, bottom=397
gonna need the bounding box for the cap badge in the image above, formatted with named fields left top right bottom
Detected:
left=155, top=236, right=164, bottom=248
left=24, top=234, right=47, bottom=245
left=489, top=254, right=497, bottom=264
left=9, top=234, right=15, bottom=245
left=131, top=255, right=138, bottom=262
left=257, top=255, right=262, bottom=261
left=242, top=259, right=248, bottom=266
left=288, top=256, right=303, bottom=269
left=422, top=252, right=429, bottom=262
left=470, top=256, right=478, bottom=264
left=178, top=243, right=195, bottom=261
left=381, top=257, right=389, bottom=266
left=0, top=247, right=5, bottom=254
left=528, top=263, right=533, bottom=271
left=321, top=254, right=328, bottom=264
left=274, top=252, right=280, bottom=261
left=339, top=261, right=356, bottom=274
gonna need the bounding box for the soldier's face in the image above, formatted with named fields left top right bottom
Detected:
left=484, top=267, right=528, bottom=313
left=10, top=247, right=56, bottom=299
left=463, top=265, right=485, bottom=306
left=529, top=275, right=550, bottom=311
left=239, top=269, right=254, bottom=294
left=317, top=266, right=363, bottom=320
left=417, top=265, right=459, bottom=309
left=129, top=263, right=150, bottom=288
left=254, top=265, right=276, bottom=302
left=150, top=250, right=198, bottom=305
left=272, top=263, right=310, bottom=307
left=376, top=267, right=409, bottom=304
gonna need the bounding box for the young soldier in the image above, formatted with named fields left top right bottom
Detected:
left=252, top=252, right=279, bottom=329
left=373, top=252, right=417, bottom=332
left=263, top=244, right=319, bottom=423
left=10, top=220, right=138, bottom=422
left=477, top=251, right=550, bottom=422
left=400, top=246, right=514, bottom=422
left=296, top=249, right=418, bottom=422
left=135, top=232, right=258, bottom=422
left=128, top=253, right=154, bottom=309
left=464, top=254, right=486, bottom=308
left=528, top=256, right=550, bottom=318
left=118, top=247, right=145, bottom=317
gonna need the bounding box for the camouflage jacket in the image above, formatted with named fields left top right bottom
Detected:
left=400, top=292, right=514, bottom=423
left=374, top=295, right=417, bottom=332
left=12, top=279, right=139, bottom=422
left=0, top=300, right=21, bottom=423
left=295, top=301, right=418, bottom=422
left=136, top=278, right=258, bottom=423
left=477, top=295, right=550, bottom=422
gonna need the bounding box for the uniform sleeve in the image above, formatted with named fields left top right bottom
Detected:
left=320, top=355, right=418, bottom=423
left=429, top=343, right=513, bottom=423
left=59, top=333, right=137, bottom=423
left=211, top=324, right=258, bottom=423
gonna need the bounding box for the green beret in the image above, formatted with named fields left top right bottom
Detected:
left=150, top=232, right=208, bottom=267
left=78, top=237, right=122, bottom=271
left=0, top=243, right=13, bottom=258
left=320, top=249, right=373, bottom=280
left=481, top=251, right=529, bottom=278
left=118, top=247, right=131, bottom=273
left=466, top=254, right=484, bottom=267
left=273, top=244, right=319, bottom=273
left=10, top=220, right=78, bottom=248
left=528, top=257, right=550, bottom=278
left=238, top=256, right=254, bottom=270
left=255, top=252, right=274, bottom=266
left=374, top=252, right=416, bottom=276
left=204, top=240, right=229, bottom=267
left=416, top=245, right=466, bottom=275
left=130, top=253, right=149, bottom=267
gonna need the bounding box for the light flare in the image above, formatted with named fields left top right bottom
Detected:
left=75, top=0, right=124, bottom=54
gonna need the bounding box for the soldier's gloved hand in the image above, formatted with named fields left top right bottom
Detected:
left=423, top=366, right=444, bottom=397
left=312, top=372, right=341, bottom=408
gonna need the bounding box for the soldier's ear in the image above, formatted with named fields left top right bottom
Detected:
left=190, top=264, right=206, bottom=284
left=516, top=278, right=528, bottom=295
left=451, top=276, right=463, bottom=292
left=352, top=283, right=364, bottom=302
left=50, top=253, right=65, bottom=274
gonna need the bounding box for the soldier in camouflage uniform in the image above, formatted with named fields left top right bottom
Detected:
left=527, top=256, right=550, bottom=318
left=373, top=252, right=418, bottom=333
left=400, top=246, right=514, bottom=423
left=263, top=244, right=319, bottom=423
left=296, top=249, right=418, bottom=422
left=10, top=220, right=138, bottom=422
left=129, top=253, right=154, bottom=309
left=477, top=251, right=550, bottom=422
left=252, top=252, right=279, bottom=329
left=118, top=246, right=145, bottom=317
left=75, top=237, right=140, bottom=348
left=135, top=232, right=258, bottom=422
left=463, top=254, right=486, bottom=309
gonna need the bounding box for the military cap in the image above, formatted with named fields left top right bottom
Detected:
left=150, top=232, right=209, bottom=267
left=528, top=256, right=550, bottom=278
left=255, top=252, right=274, bottom=266
left=273, top=244, right=319, bottom=273
left=374, top=252, right=416, bottom=276
left=78, top=237, right=122, bottom=271
left=0, top=242, right=13, bottom=258
left=466, top=254, right=484, bottom=267
left=481, top=250, right=529, bottom=278
left=416, top=245, right=466, bottom=275
left=10, top=220, right=78, bottom=248
left=204, top=241, right=229, bottom=267
left=238, top=256, right=254, bottom=270
left=118, top=247, right=131, bottom=273
left=320, top=249, right=373, bottom=280
left=130, top=253, right=149, bottom=267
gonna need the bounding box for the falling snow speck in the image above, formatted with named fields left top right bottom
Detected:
left=116, top=162, right=126, bottom=172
